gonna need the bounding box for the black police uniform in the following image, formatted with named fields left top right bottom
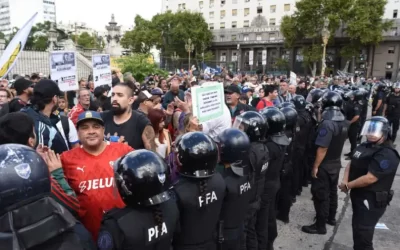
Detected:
left=0, top=144, right=93, bottom=250
left=258, top=108, right=288, bottom=250
left=385, top=92, right=400, bottom=141
left=346, top=99, right=362, bottom=153
left=349, top=143, right=400, bottom=250
left=232, top=111, right=269, bottom=250
left=372, top=90, right=386, bottom=116
left=98, top=150, right=179, bottom=250
left=173, top=132, right=226, bottom=250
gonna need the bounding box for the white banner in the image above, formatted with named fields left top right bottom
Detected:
left=262, top=49, right=267, bottom=65
left=290, top=71, right=297, bottom=85
left=50, top=51, right=78, bottom=92
left=0, top=12, right=37, bottom=78
left=249, top=50, right=254, bottom=66
left=92, top=54, right=111, bottom=88
left=192, top=82, right=225, bottom=124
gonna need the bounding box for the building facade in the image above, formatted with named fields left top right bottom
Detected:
left=162, top=0, right=400, bottom=80
left=0, top=0, right=56, bottom=35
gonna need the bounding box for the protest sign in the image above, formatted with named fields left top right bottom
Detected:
left=92, top=54, right=111, bottom=88
left=290, top=71, right=297, bottom=85
left=50, top=51, right=78, bottom=91
left=192, top=82, right=225, bottom=123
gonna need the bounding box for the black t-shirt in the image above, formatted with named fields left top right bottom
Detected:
left=372, top=91, right=386, bottom=115
left=385, top=94, right=400, bottom=117
left=8, top=98, right=27, bottom=113
left=102, top=110, right=151, bottom=149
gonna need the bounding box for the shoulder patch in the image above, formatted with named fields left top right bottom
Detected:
left=379, top=160, right=390, bottom=170
left=98, top=231, right=113, bottom=250
left=319, top=128, right=328, bottom=137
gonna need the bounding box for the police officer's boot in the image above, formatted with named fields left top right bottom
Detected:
left=301, top=218, right=327, bottom=235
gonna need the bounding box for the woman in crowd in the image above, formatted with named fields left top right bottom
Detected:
left=148, top=108, right=172, bottom=159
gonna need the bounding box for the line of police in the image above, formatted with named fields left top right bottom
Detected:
left=0, top=83, right=399, bottom=250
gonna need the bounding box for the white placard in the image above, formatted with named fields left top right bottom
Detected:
left=92, top=54, right=111, bottom=88
left=192, top=82, right=225, bottom=123
left=50, top=51, right=78, bottom=92
left=249, top=50, right=254, bottom=66
left=262, top=49, right=267, bottom=65
left=290, top=71, right=297, bottom=85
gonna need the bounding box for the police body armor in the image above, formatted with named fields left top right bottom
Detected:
left=386, top=93, right=400, bottom=117
left=349, top=144, right=400, bottom=193
left=265, top=135, right=288, bottom=182
left=173, top=173, right=226, bottom=249
left=99, top=199, right=179, bottom=250
left=219, top=167, right=252, bottom=239
left=281, top=130, right=294, bottom=176
left=294, top=110, right=312, bottom=151
left=248, top=142, right=269, bottom=207
left=0, top=197, right=84, bottom=250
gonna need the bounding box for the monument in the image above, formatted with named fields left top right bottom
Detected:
left=105, top=14, right=123, bottom=56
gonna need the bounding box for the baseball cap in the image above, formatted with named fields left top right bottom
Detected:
left=137, top=90, right=153, bottom=103
left=33, top=79, right=60, bottom=99
left=242, top=87, right=253, bottom=93
left=14, top=78, right=33, bottom=95
left=224, top=85, right=241, bottom=95
left=76, top=111, right=104, bottom=128
left=151, top=88, right=163, bottom=96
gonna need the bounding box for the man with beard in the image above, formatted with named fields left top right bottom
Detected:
left=101, top=82, right=156, bottom=150
left=9, top=78, right=34, bottom=112
left=69, top=88, right=91, bottom=126
left=22, top=79, right=70, bottom=154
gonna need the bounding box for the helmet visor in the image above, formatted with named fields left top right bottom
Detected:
left=233, top=116, right=250, bottom=133
left=393, top=82, right=400, bottom=89
left=306, top=92, right=313, bottom=102
left=360, top=120, right=384, bottom=140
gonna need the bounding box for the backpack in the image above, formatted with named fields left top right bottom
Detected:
left=59, top=115, right=71, bottom=149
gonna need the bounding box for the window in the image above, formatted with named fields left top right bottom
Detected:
left=221, top=0, right=225, bottom=4
left=386, top=62, right=394, bottom=69
left=232, top=21, right=237, bottom=28
left=210, top=0, right=214, bottom=7
left=221, top=52, right=226, bottom=61
left=231, top=35, right=237, bottom=41
left=270, top=32, right=276, bottom=40
left=270, top=5, right=276, bottom=13
left=209, top=23, right=214, bottom=30
left=243, top=34, right=249, bottom=41
left=220, top=35, right=225, bottom=42
left=257, top=6, right=262, bottom=14
left=199, top=1, right=203, bottom=8
left=221, top=10, right=225, bottom=18
left=232, top=9, right=237, bottom=16
left=210, top=11, right=214, bottom=18
left=244, top=8, right=250, bottom=16
left=232, top=52, right=238, bottom=62
left=220, top=22, right=225, bottom=29
left=182, top=3, right=186, bottom=9
left=256, top=34, right=262, bottom=41
left=244, top=20, right=249, bottom=27
left=270, top=18, right=276, bottom=26
left=394, top=10, right=398, bottom=19
left=284, top=4, right=290, bottom=12
left=389, top=47, right=395, bottom=54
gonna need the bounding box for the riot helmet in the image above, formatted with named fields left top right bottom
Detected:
left=343, top=90, right=355, bottom=101
left=260, top=107, right=286, bottom=135
left=305, top=102, right=314, bottom=113
left=177, top=132, right=218, bottom=178
left=353, top=90, right=365, bottom=102
left=0, top=144, right=50, bottom=215
left=281, top=102, right=295, bottom=109
left=321, top=91, right=343, bottom=110
left=233, top=111, right=267, bottom=142
left=114, top=150, right=171, bottom=207
left=281, top=107, right=298, bottom=130
left=291, top=95, right=306, bottom=110
left=360, top=116, right=391, bottom=143
left=306, top=89, right=325, bottom=104
left=217, top=128, right=251, bottom=176
left=393, top=82, right=400, bottom=92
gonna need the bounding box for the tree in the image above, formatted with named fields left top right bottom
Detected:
left=0, top=31, right=5, bottom=39
left=121, top=11, right=213, bottom=61
left=281, top=0, right=392, bottom=76
left=116, top=53, right=168, bottom=83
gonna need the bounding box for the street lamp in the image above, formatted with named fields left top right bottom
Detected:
left=171, top=51, right=180, bottom=72
left=185, top=38, right=195, bottom=72
left=201, top=42, right=206, bottom=71
left=48, top=22, right=58, bottom=51
left=321, top=19, right=330, bottom=77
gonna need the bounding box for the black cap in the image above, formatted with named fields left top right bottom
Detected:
left=94, top=86, right=106, bottom=98
left=33, top=79, right=60, bottom=99
left=224, top=85, right=241, bottom=95
left=14, top=78, right=33, bottom=95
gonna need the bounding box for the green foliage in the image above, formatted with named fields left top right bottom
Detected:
left=0, top=31, right=5, bottom=39
left=71, top=32, right=100, bottom=49
left=274, top=58, right=290, bottom=70
left=116, top=53, right=168, bottom=83
left=121, top=11, right=213, bottom=58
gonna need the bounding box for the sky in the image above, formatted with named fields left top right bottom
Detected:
left=55, top=0, right=163, bottom=31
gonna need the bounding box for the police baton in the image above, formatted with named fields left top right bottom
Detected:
left=217, top=220, right=224, bottom=250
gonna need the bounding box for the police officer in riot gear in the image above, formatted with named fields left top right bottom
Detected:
left=276, top=107, right=298, bottom=223
left=302, top=91, right=350, bottom=235
left=280, top=102, right=296, bottom=109
left=344, top=90, right=362, bottom=157
left=372, top=83, right=387, bottom=116
left=259, top=107, right=289, bottom=250
left=384, top=82, right=400, bottom=142
left=97, top=150, right=179, bottom=250
left=217, top=128, right=253, bottom=250
left=173, top=132, right=226, bottom=250
left=233, top=111, right=269, bottom=250
left=306, top=88, right=325, bottom=122
left=291, top=95, right=313, bottom=196
left=339, top=116, right=400, bottom=250
left=0, top=144, right=91, bottom=250
left=357, top=88, right=370, bottom=143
